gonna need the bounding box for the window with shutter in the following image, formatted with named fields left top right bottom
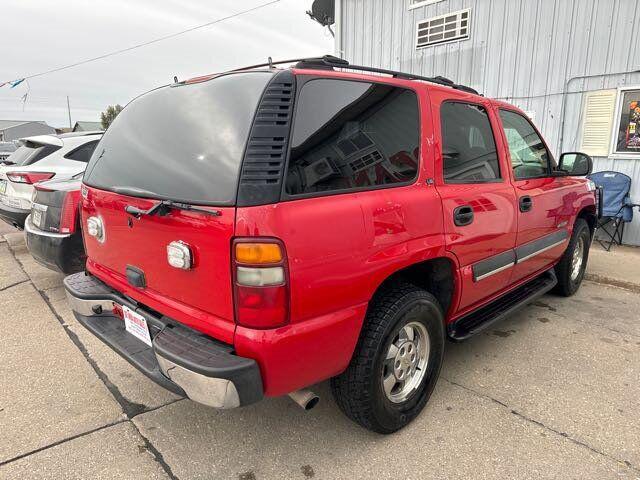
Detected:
left=416, top=9, right=470, bottom=49
left=579, top=89, right=617, bottom=157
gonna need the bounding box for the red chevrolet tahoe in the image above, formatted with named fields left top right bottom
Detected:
left=64, top=56, right=598, bottom=433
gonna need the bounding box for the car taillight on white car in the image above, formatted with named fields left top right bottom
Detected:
left=7, top=172, right=55, bottom=184
left=232, top=239, right=289, bottom=329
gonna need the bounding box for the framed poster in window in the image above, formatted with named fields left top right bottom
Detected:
left=611, top=87, right=640, bottom=156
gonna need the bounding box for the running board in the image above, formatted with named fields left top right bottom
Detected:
left=448, top=270, right=557, bottom=341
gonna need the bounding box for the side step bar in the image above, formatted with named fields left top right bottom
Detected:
left=448, top=270, right=557, bottom=341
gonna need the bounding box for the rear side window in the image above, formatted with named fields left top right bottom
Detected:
left=84, top=71, right=273, bottom=205
left=286, top=79, right=420, bottom=196
left=441, top=102, right=500, bottom=183
left=6, top=142, right=61, bottom=167
left=65, top=140, right=99, bottom=163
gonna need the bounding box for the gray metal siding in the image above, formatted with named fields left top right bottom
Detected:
left=0, top=122, right=56, bottom=142
left=339, top=0, right=640, bottom=245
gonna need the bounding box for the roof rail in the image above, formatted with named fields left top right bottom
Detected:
left=228, top=57, right=311, bottom=72
left=295, top=55, right=480, bottom=95
left=227, top=55, right=480, bottom=95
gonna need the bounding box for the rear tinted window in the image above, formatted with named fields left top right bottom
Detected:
left=65, top=140, right=99, bottom=163
left=286, top=79, right=420, bottom=196
left=84, top=72, right=273, bottom=205
left=5, top=142, right=60, bottom=166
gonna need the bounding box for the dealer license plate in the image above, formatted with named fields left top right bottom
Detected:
left=31, top=204, right=47, bottom=228
left=122, top=305, right=152, bottom=347
left=32, top=209, right=42, bottom=227
left=0, top=180, right=6, bottom=195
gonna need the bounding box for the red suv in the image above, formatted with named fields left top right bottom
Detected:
left=64, top=56, right=597, bottom=433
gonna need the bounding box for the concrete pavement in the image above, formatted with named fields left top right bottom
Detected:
left=0, top=231, right=639, bottom=479
left=586, top=243, right=640, bottom=292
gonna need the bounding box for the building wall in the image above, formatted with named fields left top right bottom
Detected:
left=337, top=0, right=640, bottom=245
left=1, top=122, right=56, bottom=142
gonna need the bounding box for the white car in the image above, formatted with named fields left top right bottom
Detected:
left=0, top=132, right=102, bottom=228
left=0, top=142, right=17, bottom=163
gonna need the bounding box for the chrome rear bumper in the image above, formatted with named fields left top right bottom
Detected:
left=64, top=272, right=263, bottom=408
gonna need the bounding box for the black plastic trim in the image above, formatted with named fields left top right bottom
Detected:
left=472, top=250, right=516, bottom=281
left=515, top=229, right=568, bottom=263
left=126, top=265, right=146, bottom=288
left=26, top=227, right=85, bottom=274
left=74, top=311, right=186, bottom=396
left=237, top=69, right=295, bottom=207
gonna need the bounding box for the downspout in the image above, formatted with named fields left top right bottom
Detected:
left=558, top=69, right=640, bottom=153
left=334, top=0, right=342, bottom=58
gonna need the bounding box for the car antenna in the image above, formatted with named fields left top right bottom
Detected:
left=268, top=56, right=273, bottom=68
left=173, top=75, right=178, bottom=83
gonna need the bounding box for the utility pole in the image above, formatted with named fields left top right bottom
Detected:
left=67, top=96, right=72, bottom=129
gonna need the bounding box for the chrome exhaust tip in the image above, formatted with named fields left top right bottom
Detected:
left=288, top=388, right=319, bottom=410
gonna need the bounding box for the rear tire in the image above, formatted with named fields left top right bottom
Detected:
left=553, top=218, right=591, bottom=296
left=330, top=281, right=444, bottom=434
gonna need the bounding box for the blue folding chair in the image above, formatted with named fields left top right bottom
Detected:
left=587, top=171, right=639, bottom=251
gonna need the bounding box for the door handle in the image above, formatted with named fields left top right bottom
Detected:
left=519, top=196, right=533, bottom=212
left=453, top=205, right=474, bottom=226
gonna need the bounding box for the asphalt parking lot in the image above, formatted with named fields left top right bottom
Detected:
left=1, top=228, right=639, bottom=480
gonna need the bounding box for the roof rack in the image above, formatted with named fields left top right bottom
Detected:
left=295, top=56, right=480, bottom=95
left=229, top=55, right=479, bottom=95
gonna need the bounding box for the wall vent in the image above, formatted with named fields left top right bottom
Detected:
left=416, top=8, right=470, bottom=48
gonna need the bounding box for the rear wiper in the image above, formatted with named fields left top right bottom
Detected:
left=124, top=199, right=221, bottom=218
left=114, top=186, right=221, bottom=217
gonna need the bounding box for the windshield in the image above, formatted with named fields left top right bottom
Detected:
left=4, top=141, right=60, bottom=166
left=83, top=71, right=273, bottom=205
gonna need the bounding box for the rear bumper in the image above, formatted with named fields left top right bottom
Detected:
left=0, top=203, right=29, bottom=229
left=25, top=215, right=86, bottom=274
left=63, top=272, right=263, bottom=408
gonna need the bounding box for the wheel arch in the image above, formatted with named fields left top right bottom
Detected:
left=370, top=256, right=458, bottom=319
left=576, top=205, right=597, bottom=236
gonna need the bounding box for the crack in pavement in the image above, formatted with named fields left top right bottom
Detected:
left=37, top=288, right=150, bottom=418
left=584, top=276, right=640, bottom=294
left=5, top=245, right=182, bottom=479
left=441, top=377, right=640, bottom=474
left=0, top=279, right=29, bottom=292
left=0, top=420, right=127, bottom=467
left=136, top=425, right=180, bottom=480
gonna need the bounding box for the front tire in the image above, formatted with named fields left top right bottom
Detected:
left=330, top=281, right=444, bottom=434
left=553, top=218, right=591, bottom=296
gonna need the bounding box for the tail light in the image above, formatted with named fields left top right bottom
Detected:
left=59, top=190, right=81, bottom=234
left=232, top=239, right=289, bottom=329
left=7, top=172, right=55, bottom=184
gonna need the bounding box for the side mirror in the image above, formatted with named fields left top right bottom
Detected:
left=558, top=152, right=593, bottom=176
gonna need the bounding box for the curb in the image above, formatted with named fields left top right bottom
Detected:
left=584, top=273, right=640, bottom=293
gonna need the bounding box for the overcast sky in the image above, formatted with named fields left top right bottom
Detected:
left=0, top=0, right=333, bottom=128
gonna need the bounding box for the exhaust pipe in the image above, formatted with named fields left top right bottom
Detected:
left=288, top=388, right=319, bottom=410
